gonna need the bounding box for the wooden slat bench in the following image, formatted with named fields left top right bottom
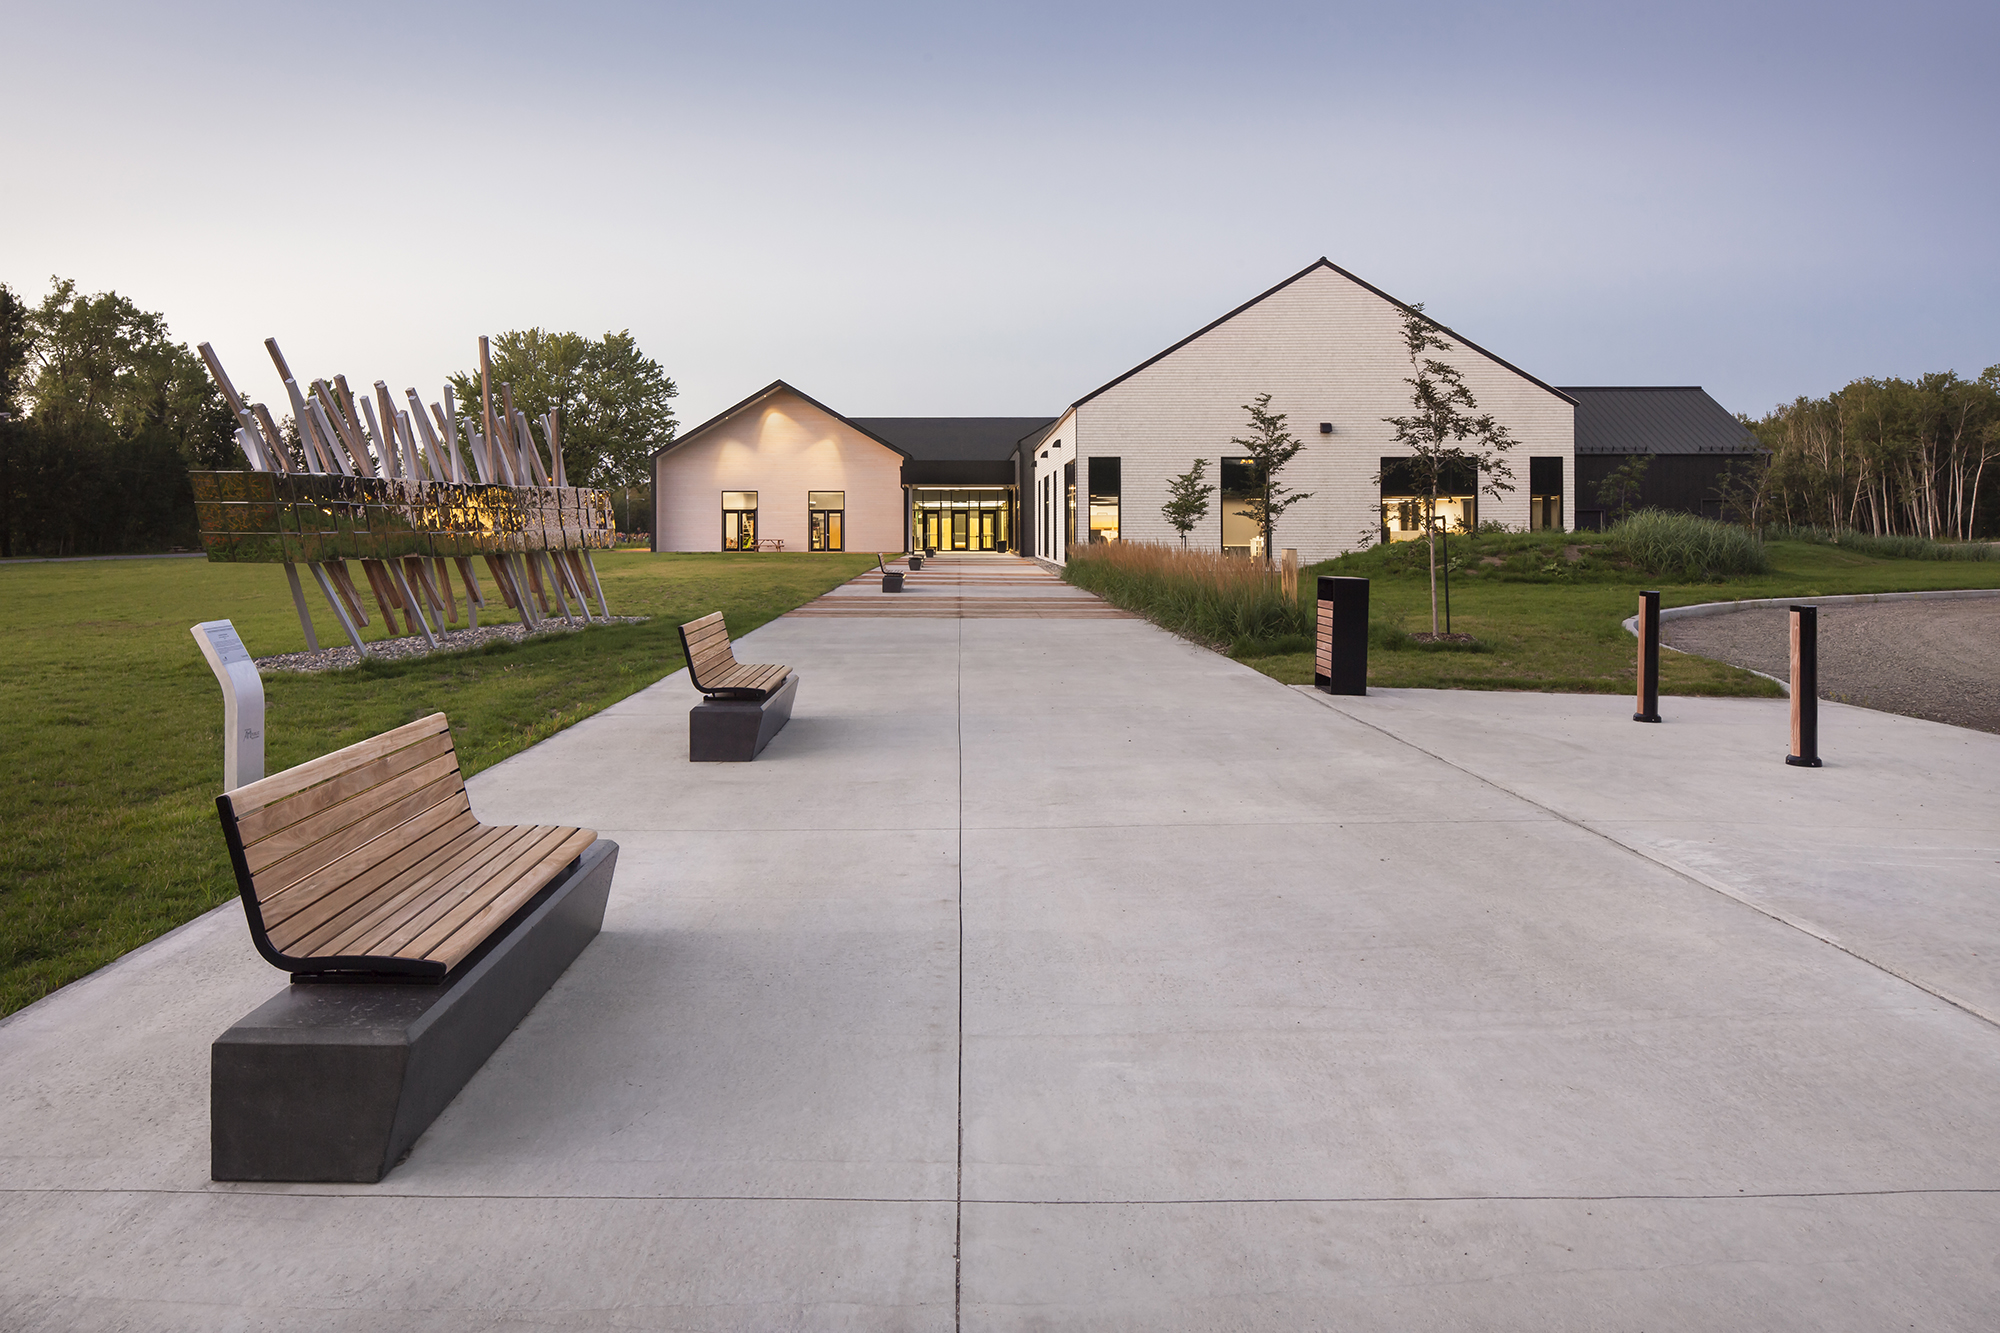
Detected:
left=215, top=711, right=598, bottom=980
left=678, top=611, right=791, bottom=700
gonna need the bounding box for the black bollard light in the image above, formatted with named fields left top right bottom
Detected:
left=1633, top=590, right=1661, bottom=723
left=1786, top=605, right=1822, bottom=767
left=1316, top=575, right=1368, bottom=696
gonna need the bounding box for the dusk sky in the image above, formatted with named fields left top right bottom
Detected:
left=5, top=0, right=1995, bottom=429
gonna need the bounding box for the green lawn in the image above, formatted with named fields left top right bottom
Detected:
left=0, top=550, right=875, bottom=1016
left=1241, top=536, right=2000, bottom=692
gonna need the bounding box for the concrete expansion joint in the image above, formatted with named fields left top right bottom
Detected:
left=1295, top=689, right=2000, bottom=1036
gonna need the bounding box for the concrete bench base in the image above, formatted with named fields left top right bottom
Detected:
left=883, top=571, right=904, bottom=592
left=690, top=673, right=798, bottom=761
left=210, top=839, right=619, bottom=1183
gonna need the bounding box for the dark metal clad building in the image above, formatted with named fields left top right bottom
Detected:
left=1560, top=387, right=1765, bottom=529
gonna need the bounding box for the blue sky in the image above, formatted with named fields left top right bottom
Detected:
left=4, top=1, right=1994, bottom=428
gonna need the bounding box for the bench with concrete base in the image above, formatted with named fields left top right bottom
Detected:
left=678, top=612, right=798, bottom=761
left=210, top=712, right=617, bottom=1181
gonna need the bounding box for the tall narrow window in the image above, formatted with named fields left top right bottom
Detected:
left=808, top=490, right=845, bottom=551
left=1220, top=456, right=1261, bottom=556
left=1048, top=472, right=1064, bottom=556
left=1087, top=457, right=1121, bottom=543
left=721, top=490, right=758, bottom=550
left=1527, top=457, right=1563, bottom=531
left=1063, top=461, right=1075, bottom=555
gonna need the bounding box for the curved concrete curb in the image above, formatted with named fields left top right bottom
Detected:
left=1620, top=586, right=2000, bottom=695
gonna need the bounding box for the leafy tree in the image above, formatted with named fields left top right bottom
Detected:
left=1378, top=305, right=1518, bottom=635
left=1597, top=454, right=1652, bottom=523
left=1747, top=368, right=2000, bottom=539
left=0, top=284, right=28, bottom=557
left=3, top=277, right=233, bottom=556
left=1160, top=456, right=1214, bottom=547
left=1228, top=393, right=1311, bottom=565
left=448, top=328, right=678, bottom=487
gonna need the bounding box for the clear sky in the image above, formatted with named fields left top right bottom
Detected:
left=4, top=1, right=1994, bottom=428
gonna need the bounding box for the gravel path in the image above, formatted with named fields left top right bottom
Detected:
left=256, top=616, right=649, bottom=673
left=1663, top=597, right=2000, bottom=733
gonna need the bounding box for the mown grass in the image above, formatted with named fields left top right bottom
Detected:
left=1762, top=525, right=1996, bottom=561
left=1065, top=531, right=2000, bottom=694
left=0, top=550, right=875, bottom=1016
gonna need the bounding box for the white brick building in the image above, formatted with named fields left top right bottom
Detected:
left=655, top=259, right=1585, bottom=560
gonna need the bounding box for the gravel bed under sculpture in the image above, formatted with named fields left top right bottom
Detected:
left=256, top=617, right=650, bottom=674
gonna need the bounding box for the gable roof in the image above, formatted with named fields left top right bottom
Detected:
left=1558, top=386, right=1763, bottom=456
left=1070, top=257, right=1577, bottom=411
left=652, top=379, right=910, bottom=461
left=848, top=417, right=1055, bottom=462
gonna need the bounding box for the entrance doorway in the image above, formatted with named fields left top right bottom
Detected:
left=909, top=488, right=1013, bottom=553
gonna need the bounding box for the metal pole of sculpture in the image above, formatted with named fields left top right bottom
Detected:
left=193, top=336, right=618, bottom=659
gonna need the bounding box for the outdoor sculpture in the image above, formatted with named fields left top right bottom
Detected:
left=193, top=337, right=616, bottom=656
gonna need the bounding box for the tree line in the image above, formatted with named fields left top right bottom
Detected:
left=1739, top=368, right=2000, bottom=539
left=0, top=277, right=675, bottom=558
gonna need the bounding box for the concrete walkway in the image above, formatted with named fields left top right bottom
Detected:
left=3, top=608, right=1998, bottom=1328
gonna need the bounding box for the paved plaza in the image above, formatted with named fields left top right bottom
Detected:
left=3, top=556, right=1998, bottom=1328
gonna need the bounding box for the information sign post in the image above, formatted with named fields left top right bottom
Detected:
left=191, top=619, right=265, bottom=791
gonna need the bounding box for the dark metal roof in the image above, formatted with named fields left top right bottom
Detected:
left=849, top=417, right=1055, bottom=462
left=1557, top=386, right=1763, bottom=456
left=1072, top=258, right=1578, bottom=412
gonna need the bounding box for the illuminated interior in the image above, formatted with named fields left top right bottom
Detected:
left=1379, top=494, right=1475, bottom=542
left=1221, top=456, right=1262, bottom=556
left=910, top=487, right=1012, bottom=552
left=808, top=490, right=845, bottom=551
left=1088, top=457, right=1120, bottom=542
left=721, top=490, right=758, bottom=549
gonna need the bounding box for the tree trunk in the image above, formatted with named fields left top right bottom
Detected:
left=1426, top=493, right=1439, bottom=636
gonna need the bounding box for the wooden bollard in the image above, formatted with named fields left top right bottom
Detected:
left=1633, top=590, right=1661, bottom=723
left=1786, top=605, right=1822, bottom=767
left=1316, top=575, right=1368, bottom=696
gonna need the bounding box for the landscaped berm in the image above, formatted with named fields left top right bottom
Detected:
left=2, top=538, right=1999, bottom=1327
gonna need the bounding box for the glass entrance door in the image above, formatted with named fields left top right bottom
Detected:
left=951, top=511, right=969, bottom=550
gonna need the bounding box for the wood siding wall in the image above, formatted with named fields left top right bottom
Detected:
left=653, top=391, right=907, bottom=553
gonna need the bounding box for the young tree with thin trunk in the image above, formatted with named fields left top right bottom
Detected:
left=1160, top=457, right=1214, bottom=547
left=1379, top=305, right=1518, bottom=635
left=1230, top=393, right=1311, bottom=566
left=1597, top=454, right=1652, bottom=524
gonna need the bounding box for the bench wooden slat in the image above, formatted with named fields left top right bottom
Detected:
left=678, top=612, right=789, bottom=700
left=407, top=825, right=581, bottom=964
left=316, top=823, right=528, bottom=959
left=250, top=772, right=468, bottom=900
left=233, top=728, right=457, bottom=847
left=272, top=809, right=485, bottom=955
left=358, top=823, right=552, bottom=959
left=227, top=713, right=450, bottom=817
left=242, top=749, right=462, bottom=875
left=218, top=712, right=597, bottom=980
left=262, top=795, right=476, bottom=948
left=425, top=828, right=599, bottom=969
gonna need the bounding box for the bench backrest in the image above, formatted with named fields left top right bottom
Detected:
left=216, top=713, right=474, bottom=969
left=678, top=612, right=738, bottom=692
